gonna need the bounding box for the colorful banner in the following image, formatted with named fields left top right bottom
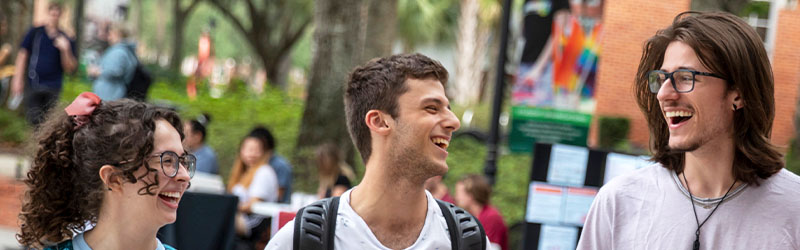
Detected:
left=511, top=0, right=603, bottom=152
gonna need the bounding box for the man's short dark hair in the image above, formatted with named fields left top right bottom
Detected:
left=345, top=53, right=448, bottom=163
left=188, top=113, right=210, bottom=142
left=634, top=11, right=782, bottom=185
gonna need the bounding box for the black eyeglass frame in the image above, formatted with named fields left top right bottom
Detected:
left=149, top=151, right=197, bottom=179
left=647, top=69, right=725, bottom=94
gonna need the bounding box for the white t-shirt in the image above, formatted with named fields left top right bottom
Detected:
left=577, top=164, right=800, bottom=250
left=266, top=188, right=491, bottom=250
left=232, top=164, right=279, bottom=229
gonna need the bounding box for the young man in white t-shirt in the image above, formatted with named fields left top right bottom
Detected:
left=267, top=54, right=490, bottom=249
left=577, top=11, right=800, bottom=250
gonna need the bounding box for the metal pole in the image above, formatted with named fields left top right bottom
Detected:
left=484, top=0, right=513, bottom=186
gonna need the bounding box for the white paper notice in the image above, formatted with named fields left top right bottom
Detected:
left=604, top=153, right=652, bottom=184
left=547, top=144, right=590, bottom=186
left=563, top=187, right=598, bottom=226
left=526, top=182, right=565, bottom=224
left=538, top=225, right=578, bottom=250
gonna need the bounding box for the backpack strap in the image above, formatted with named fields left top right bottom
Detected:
left=293, top=196, right=341, bottom=250
left=27, top=28, right=43, bottom=87
left=436, top=199, right=487, bottom=250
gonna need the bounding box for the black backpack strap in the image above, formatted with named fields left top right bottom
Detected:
left=436, top=199, right=487, bottom=250
left=437, top=199, right=460, bottom=250
left=292, top=206, right=306, bottom=250
left=292, top=197, right=341, bottom=250
left=325, top=196, right=340, bottom=250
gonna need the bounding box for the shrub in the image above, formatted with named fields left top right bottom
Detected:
left=597, top=116, right=630, bottom=150
left=0, top=108, right=29, bottom=146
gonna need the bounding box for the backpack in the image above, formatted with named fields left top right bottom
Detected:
left=123, top=47, right=152, bottom=101
left=292, top=197, right=487, bottom=250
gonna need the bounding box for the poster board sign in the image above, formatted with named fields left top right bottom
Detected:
left=509, top=106, right=592, bottom=152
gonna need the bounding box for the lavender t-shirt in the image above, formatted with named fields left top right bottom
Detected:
left=577, top=164, right=800, bottom=250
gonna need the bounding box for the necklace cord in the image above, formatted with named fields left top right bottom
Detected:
left=682, top=172, right=737, bottom=249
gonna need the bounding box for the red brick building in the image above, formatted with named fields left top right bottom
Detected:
left=591, top=0, right=800, bottom=151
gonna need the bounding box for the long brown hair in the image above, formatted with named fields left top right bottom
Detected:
left=316, top=143, right=355, bottom=189
left=227, top=135, right=268, bottom=191
left=634, top=11, right=782, bottom=185
left=18, top=99, right=183, bottom=247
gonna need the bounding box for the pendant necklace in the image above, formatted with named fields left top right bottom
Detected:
left=682, top=172, right=736, bottom=250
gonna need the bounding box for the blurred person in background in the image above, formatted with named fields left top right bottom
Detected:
left=88, top=23, right=137, bottom=101
left=249, top=126, right=293, bottom=203
left=10, top=2, right=77, bottom=126
left=455, top=174, right=508, bottom=250
left=183, top=113, right=219, bottom=174
left=0, top=13, right=11, bottom=66
left=315, top=143, right=355, bottom=198
left=0, top=13, right=14, bottom=105
left=228, top=131, right=279, bottom=249
left=424, top=174, right=454, bottom=203
left=18, top=93, right=193, bottom=249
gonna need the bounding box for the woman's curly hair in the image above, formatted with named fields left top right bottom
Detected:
left=17, top=99, right=183, bottom=247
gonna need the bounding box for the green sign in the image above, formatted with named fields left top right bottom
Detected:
left=508, top=106, right=592, bottom=152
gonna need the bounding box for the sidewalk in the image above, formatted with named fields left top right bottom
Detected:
left=0, top=153, right=29, bottom=180
left=0, top=226, right=21, bottom=250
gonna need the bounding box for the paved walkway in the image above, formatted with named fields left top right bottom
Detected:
left=0, top=226, right=21, bottom=250
left=0, top=153, right=28, bottom=180
left=0, top=153, right=26, bottom=250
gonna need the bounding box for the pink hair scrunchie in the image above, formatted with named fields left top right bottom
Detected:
left=64, top=92, right=101, bottom=130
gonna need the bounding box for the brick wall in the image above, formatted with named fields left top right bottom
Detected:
left=0, top=177, right=24, bottom=229
left=770, top=7, right=800, bottom=148
left=592, top=0, right=691, bottom=147
left=592, top=1, right=800, bottom=149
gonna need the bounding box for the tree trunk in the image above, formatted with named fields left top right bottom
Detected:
left=296, top=0, right=364, bottom=171
left=266, top=53, right=290, bottom=89
left=0, top=0, right=33, bottom=61
left=169, top=0, right=188, bottom=73
left=453, top=0, right=488, bottom=106
left=154, top=1, right=167, bottom=60
left=170, top=12, right=184, bottom=73
left=361, top=0, right=397, bottom=62
left=72, top=0, right=84, bottom=57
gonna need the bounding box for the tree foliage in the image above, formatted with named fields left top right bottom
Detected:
left=206, top=0, right=312, bottom=88
left=396, top=0, right=458, bottom=51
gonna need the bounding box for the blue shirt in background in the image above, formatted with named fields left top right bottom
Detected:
left=20, top=26, right=76, bottom=90
left=193, top=144, right=219, bottom=175
left=92, top=41, right=137, bottom=100
left=269, top=154, right=293, bottom=203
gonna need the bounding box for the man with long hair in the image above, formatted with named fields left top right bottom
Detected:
left=577, top=11, right=800, bottom=249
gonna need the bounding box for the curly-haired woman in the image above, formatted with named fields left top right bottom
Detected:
left=17, top=92, right=195, bottom=250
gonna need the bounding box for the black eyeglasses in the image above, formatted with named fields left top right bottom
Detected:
left=150, top=151, right=196, bottom=179
left=647, top=69, right=725, bottom=94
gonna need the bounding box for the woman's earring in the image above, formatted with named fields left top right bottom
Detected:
left=733, top=103, right=738, bottom=111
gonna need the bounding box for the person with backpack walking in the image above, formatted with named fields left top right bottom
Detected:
left=267, top=53, right=490, bottom=250
left=89, top=24, right=137, bottom=101
left=10, top=2, right=77, bottom=126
